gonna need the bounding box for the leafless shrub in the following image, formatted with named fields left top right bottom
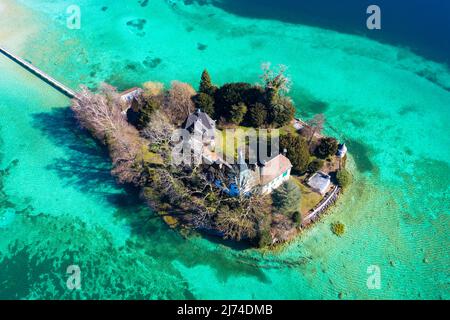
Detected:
left=141, top=109, right=175, bottom=146
left=72, top=84, right=146, bottom=186
left=216, top=194, right=270, bottom=241
left=306, top=113, right=325, bottom=145
left=72, top=84, right=127, bottom=142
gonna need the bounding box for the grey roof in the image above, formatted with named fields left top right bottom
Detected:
left=307, top=171, right=331, bottom=195
left=184, top=109, right=215, bottom=131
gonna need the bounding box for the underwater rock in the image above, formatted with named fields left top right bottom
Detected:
left=126, top=19, right=147, bottom=31
left=143, top=57, right=162, bottom=69
left=139, top=0, right=149, bottom=7
left=197, top=43, right=207, bottom=51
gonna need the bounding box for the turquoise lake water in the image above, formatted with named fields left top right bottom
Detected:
left=0, top=0, right=449, bottom=299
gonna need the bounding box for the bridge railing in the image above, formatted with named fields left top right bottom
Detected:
left=0, top=46, right=76, bottom=98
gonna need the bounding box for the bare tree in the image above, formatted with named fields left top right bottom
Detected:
left=72, top=84, right=128, bottom=141
left=72, top=84, right=146, bottom=186
left=260, top=62, right=292, bottom=95
left=147, top=167, right=217, bottom=230
left=216, top=193, right=270, bottom=241
left=141, top=109, right=175, bottom=146
left=108, top=127, right=146, bottom=185
left=165, top=81, right=196, bottom=125
left=306, top=113, right=325, bottom=145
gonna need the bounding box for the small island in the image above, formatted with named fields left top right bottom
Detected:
left=71, top=64, right=351, bottom=248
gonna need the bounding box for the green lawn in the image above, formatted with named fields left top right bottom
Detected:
left=213, top=125, right=294, bottom=160
left=291, top=176, right=322, bottom=216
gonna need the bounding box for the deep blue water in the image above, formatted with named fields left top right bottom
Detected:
left=210, top=0, right=450, bottom=65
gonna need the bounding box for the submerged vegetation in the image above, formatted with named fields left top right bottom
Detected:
left=71, top=64, right=348, bottom=247
left=331, top=222, right=345, bottom=236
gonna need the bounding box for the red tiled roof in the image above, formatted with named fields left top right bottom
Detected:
left=260, top=154, right=292, bottom=185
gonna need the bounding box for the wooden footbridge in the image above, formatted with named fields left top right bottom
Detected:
left=0, top=46, right=76, bottom=99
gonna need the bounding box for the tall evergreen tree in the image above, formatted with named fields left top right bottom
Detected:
left=193, top=93, right=215, bottom=117
left=214, top=82, right=252, bottom=120
left=272, top=181, right=301, bottom=215
left=199, top=69, right=216, bottom=96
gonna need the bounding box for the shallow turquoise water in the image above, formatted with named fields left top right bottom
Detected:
left=0, top=0, right=449, bottom=299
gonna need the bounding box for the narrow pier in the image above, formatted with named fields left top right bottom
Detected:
left=0, top=46, right=75, bottom=98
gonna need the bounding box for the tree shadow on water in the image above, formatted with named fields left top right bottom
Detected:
left=31, top=107, right=164, bottom=230
left=31, top=107, right=117, bottom=194
left=30, top=108, right=279, bottom=285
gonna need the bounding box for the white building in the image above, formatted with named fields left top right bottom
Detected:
left=120, top=87, right=143, bottom=103
left=292, top=118, right=304, bottom=130
left=336, top=143, right=348, bottom=158
left=237, top=151, right=293, bottom=195
left=119, top=87, right=144, bottom=115
left=183, top=109, right=216, bottom=148
left=259, top=154, right=293, bottom=194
